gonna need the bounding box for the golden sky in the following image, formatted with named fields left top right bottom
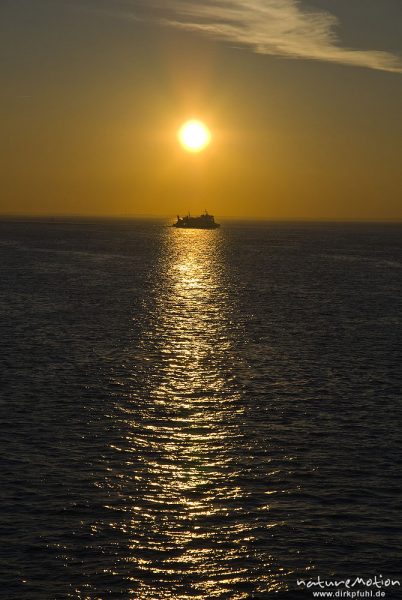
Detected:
left=1, top=0, right=401, bottom=220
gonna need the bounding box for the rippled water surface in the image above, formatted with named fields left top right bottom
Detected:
left=1, top=219, right=402, bottom=599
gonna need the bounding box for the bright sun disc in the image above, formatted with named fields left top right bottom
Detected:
left=178, top=120, right=211, bottom=152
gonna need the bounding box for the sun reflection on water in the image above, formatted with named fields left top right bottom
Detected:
left=106, top=227, right=286, bottom=598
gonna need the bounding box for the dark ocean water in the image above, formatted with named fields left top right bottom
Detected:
left=0, top=219, right=401, bottom=600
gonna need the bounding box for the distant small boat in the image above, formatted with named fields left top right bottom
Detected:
left=172, top=211, right=220, bottom=229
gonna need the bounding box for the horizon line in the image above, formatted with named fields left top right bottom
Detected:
left=1, top=213, right=402, bottom=224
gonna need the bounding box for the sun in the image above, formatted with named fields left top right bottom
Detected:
left=178, top=120, right=211, bottom=153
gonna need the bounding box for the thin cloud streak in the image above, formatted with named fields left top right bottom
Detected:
left=159, top=0, right=402, bottom=73
left=91, top=0, right=398, bottom=74
left=76, top=0, right=402, bottom=73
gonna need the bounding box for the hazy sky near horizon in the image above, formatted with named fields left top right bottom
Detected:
left=1, top=0, right=402, bottom=219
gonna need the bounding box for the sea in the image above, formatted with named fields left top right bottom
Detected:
left=0, top=218, right=401, bottom=600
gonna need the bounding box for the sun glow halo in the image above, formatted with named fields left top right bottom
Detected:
left=178, top=120, right=211, bottom=152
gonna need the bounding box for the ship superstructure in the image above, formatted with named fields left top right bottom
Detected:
left=173, top=211, right=220, bottom=229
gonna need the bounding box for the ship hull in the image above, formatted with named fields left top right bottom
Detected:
left=172, top=222, right=220, bottom=229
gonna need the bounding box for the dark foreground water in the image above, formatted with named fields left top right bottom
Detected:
left=0, top=219, right=401, bottom=599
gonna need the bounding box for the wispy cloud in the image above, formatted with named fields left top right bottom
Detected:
left=76, top=0, right=402, bottom=73
left=157, top=0, right=402, bottom=73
